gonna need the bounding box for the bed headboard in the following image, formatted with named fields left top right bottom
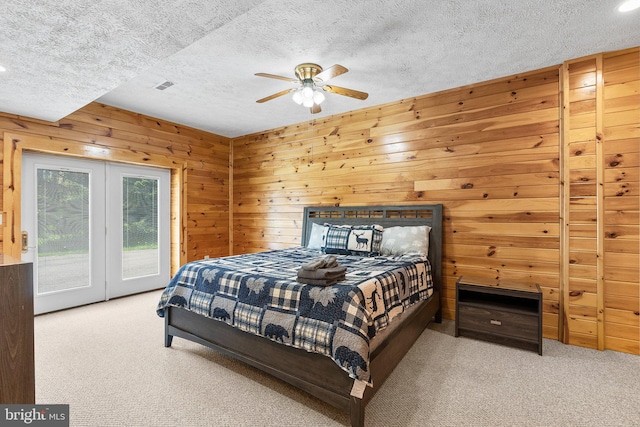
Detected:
left=301, top=204, right=443, bottom=292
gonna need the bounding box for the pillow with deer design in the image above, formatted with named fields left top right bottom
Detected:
left=321, top=224, right=384, bottom=256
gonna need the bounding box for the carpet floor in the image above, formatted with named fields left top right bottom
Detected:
left=34, top=290, right=640, bottom=426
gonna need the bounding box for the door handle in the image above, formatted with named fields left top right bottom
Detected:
left=21, top=231, right=28, bottom=253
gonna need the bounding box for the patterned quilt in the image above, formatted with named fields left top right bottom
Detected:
left=156, top=247, right=433, bottom=383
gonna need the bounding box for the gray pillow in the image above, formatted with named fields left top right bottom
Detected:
left=380, top=225, right=431, bottom=255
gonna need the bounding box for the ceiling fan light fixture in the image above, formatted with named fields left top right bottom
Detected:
left=301, top=85, right=314, bottom=98
left=292, top=89, right=303, bottom=105
left=256, top=62, right=367, bottom=113
left=302, top=97, right=315, bottom=108
left=297, top=81, right=323, bottom=108
left=313, top=89, right=325, bottom=105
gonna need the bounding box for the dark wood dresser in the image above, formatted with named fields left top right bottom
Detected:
left=455, top=276, right=542, bottom=355
left=0, top=254, right=35, bottom=403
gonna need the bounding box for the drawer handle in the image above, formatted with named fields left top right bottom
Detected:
left=490, top=319, right=502, bottom=326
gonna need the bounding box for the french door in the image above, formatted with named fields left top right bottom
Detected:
left=106, top=162, right=170, bottom=299
left=22, top=153, right=170, bottom=314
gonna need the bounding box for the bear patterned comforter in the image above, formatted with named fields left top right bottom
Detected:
left=156, top=247, right=433, bottom=383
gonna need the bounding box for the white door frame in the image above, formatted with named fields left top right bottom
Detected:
left=3, top=132, right=186, bottom=276
left=22, top=153, right=106, bottom=314
left=106, top=162, right=170, bottom=299
left=22, top=153, right=171, bottom=314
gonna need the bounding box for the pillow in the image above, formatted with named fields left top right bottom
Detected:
left=380, top=225, right=431, bottom=256
left=306, top=223, right=325, bottom=250
left=321, top=224, right=384, bottom=256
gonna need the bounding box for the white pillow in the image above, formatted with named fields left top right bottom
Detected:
left=306, top=223, right=325, bottom=250
left=380, top=225, right=431, bottom=256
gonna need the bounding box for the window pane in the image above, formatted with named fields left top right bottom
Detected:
left=37, top=169, right=91, bottom=293
left=122, top=177, right=159, bottom=279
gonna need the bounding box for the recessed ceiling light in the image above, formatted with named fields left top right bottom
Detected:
left=618, top=0, right=640, bottom=12
left=0, top=65, right=6, bottom=72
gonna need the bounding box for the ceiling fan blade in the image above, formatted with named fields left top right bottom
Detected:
left=255, top=72, right=299, bottom=83
left=256, top=88, right=296, bottom=103
left=310, top=104, right=321, bottom=114
left=322, top=85, right=369, bottom=100
left=314, top=64, right=348, bottom=82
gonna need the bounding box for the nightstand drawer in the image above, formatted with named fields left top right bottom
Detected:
left=457, top=304, right=538, bottom=341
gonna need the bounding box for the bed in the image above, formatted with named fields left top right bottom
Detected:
left=157, top=204, right=442, bottom=426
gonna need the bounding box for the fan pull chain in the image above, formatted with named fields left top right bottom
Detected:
left=307, top=109, right=313, bottom=167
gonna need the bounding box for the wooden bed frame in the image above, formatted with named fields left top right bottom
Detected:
left=164, top=204, right=443, bottom=426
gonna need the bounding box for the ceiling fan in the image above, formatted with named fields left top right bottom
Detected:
left=255, top=63, right=368, bottom=114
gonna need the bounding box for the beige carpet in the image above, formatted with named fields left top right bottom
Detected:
left=34, top=290, right=640, bottom=426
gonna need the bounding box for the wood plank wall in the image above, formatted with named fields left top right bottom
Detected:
left=232, top=47, right=640, bottom=354
left=0, top=103, right=230, bottom=271
left=232, top=65, right=563, bottom=340
left=0, top=46, right=635, bottom=354
left=602, top=49, right=639, bottom=354
left=562, top=56, right=603, bottom=349
left=561, top=48, right=639, bottom=354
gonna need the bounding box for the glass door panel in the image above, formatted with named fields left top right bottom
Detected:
left=122, top=176, right=160, bottom=279
left=107, top=163, right=170, bottom=299
left=36, top=168, right=91, bottom=293
left=22, top=154, right=106, bottom=315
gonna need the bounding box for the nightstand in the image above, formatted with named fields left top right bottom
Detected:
left=455, top=276, right=542, bottom=355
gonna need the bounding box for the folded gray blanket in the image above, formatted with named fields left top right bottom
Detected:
left=296, top=275, right=346, bottom=286
left=296, top=265, right=347, bottom=280
left=301, top=255, right=338, bottom=271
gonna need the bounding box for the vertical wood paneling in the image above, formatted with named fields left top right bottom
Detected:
left=563, top=56, right=600, bottom=349
left=561, top=47, right=640, bottom=355
left=602, top=48, right=640, bottom=355
left=233, top=66, right=562, bottom=339
left=595, top=54, right=605, bottom=350
left=0, top=103, right=230, bottom=272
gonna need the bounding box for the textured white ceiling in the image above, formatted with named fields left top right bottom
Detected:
left=1, top=0, right=639, bottom=138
